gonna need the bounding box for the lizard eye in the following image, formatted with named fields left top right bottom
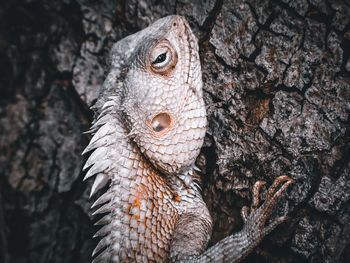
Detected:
left=151, top=51, right=170, bottom=68
left=150, top=40, right=177, bottom=74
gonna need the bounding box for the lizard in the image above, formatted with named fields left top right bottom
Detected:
left=82, top=15, right=294, bottom=263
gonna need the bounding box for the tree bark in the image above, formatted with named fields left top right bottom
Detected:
left=0, top=0, right=349, bottom=262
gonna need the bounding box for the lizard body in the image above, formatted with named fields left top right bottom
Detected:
left=83, top=15, right=294, bottom=262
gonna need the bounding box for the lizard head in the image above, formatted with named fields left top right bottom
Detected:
left=121, top=15, right=207, bottom=176
left=102, top=15, right=207, bottom=176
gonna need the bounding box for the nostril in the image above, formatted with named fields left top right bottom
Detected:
left=151, top=113, right=171, bottom=132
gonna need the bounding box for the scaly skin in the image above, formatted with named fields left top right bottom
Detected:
left=83, top=15, right=294, bottom=263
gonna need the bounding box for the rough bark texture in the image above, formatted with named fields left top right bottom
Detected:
left=0, top=0, right=349, bottom=262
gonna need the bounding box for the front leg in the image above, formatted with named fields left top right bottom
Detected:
left=193, top=175, right=294, bottom=263
left=169, top=197, right=213, bottom=262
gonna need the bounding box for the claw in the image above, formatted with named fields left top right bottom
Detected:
left=251, top=181, right=266, bottom=211
left=245, top=176, right=294, bottom=230
left=255, top=176, right=294, bottom=225
left=267, top=176, right=294, bottom=199
left=236, top=175, right=294, bottom=256
left=267, top=177, right=294, bottom=208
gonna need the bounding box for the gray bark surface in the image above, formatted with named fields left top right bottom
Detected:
left=0, top=0, right=349, bottom=262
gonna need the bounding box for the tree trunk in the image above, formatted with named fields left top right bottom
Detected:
left=0, top=0, right=349, bottom=262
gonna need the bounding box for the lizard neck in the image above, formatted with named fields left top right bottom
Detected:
left=106, top=141, right=178, bottom=261
left=84, top=98, right=200, bottom=261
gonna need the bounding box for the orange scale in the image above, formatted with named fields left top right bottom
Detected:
left=151, top=242, right=159, bottom=254
left=139, top=210, right=146, bottom=221
left=139, top=175, right=148, bottom=186
left=138, top=234, right=145, bottom=245
left=131, top=239, right=139, bottom=251
left=145, top=218, right=152, bottom=229
left=157, top=205, right=163, bottom=214
left=157, top=238, right=165, bottom=249
left=135, top=254, right=143, bottom=262
left=129, top=180, right=137, bottom=190
left=160, top=227, right=166, bottom=237
left=156, top=229, right=163, bottom=241
left=132, top=159, right=139, bottom=169
left=151, top=232, right=158, bottom=245
left=151, top=215, right=157, bottom=225
left=123, top=158, right=134, bottom=169
left=151, top=176, right=161, bottom=187
left=156, top=189, right=164, bottom=199
left=144, top=229, right=152, bottom=240
left=130, top=217, right=138, bottom=228
left=151, top=208, right=158, bottom=218
left=146, top=248, right=153, bottom=259
left=141, top=237, right=150, bottom=249
left=162, top=222, right=169, bottom=232
left=155, top=198, right=164, bottom=208
left=145, top=209, right=152, bottom=219
left=157, top=214, right=163, bottom=222
left=138, top=222, right=146, bottom=234
left=161, top=218, right=169, bottom=228
left=134, top=167, right=143, bottom=177
left=154, top=254, right=163, bottom=263
left=164, top=232, right=171, bottom=241
left=158, top=248, right=167, bottom=259
left=128, top=196, right=136, bottom=206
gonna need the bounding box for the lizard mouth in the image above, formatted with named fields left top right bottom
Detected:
left=151, top=112, right=172, bottom=134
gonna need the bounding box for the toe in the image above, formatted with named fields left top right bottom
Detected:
left=267, top=176, right=294, bottom=199
left=251, top=181, right=266, bottom=211
left=264, top=178, right=294, bottom=214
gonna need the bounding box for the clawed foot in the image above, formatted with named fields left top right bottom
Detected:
left=241, top=176, right=295, bottom=238
left=193, top=176, right=295, bottom=263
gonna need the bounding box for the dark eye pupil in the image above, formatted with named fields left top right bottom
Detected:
left=153, top=53, right=166, bottom=64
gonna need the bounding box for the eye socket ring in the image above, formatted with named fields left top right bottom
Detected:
left=149, top=40, right=177, bottom=74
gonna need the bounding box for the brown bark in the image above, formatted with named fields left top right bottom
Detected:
left=0, top=0, right=349, bottom=262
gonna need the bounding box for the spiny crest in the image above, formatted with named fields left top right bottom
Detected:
left=82, top=98, right=127, bottom=260
left=83, top=97, right=123, bottom=197
left=90, top=188, right=117, bottom=261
